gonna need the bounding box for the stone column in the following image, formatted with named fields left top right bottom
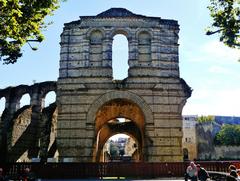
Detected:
left=128, top=38, right=138, bottom=67
left=102, top=37, right=112, bottom=67
left=29, top=86, right=43, bottom=159
left=151, top=36, right=161, bottom=66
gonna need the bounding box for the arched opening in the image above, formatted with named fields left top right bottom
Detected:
left=102, top=132, right=138, bottom=162
left=183, top=148, right=189, bottom=161
left=93, top=99, right=144, bottom=162
left=19, top=93, right=31, bottom=109
left=112, top=34, right=129, bottom=80
left=43, top=91, right=56, bottom=107
left=0, top=97, right=6, bottom=116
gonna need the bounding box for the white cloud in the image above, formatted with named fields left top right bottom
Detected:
left=183, top=88, right=240, bottom=116
left=202, top=41, right=240, bottom=62
left=185, top=40, right=240, bottom=63
left=208, top=65, right=240, bottom=79
left=208, top=66, right=231, bottom=74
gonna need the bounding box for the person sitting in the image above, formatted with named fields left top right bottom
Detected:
left=185, top=161, right=198, bottom=181
left=196, top=164, right=210, bottom=181
left=230, top=170, right=240, bottom=181
left=0, top=168, right=4, bottom=181
left=229, top=165, right=237, bottom=172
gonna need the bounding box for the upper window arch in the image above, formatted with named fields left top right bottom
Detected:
left=19, top=93, right=31, bottom=109
left=42, top=91, right=56, bottom=108
left=110, top=29, right=130, bottom=39
left=138, top=31, right=151, bottom=45
left=112, top=33, right=129, bottom=80
left=89, top=30, right=104, bottom=44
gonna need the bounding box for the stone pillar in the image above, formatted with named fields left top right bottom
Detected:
left=102, top=37, right=112, bottom=67
left=128, top=38, right=138, bottom=67
left=30, top=87, right=43, bottom=159
left=151, top=31, right=161, bottom=66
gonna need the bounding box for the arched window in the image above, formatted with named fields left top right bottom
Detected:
left=19, top=93, right=31, bottom=109
left=138, top=31, right=151, bottom=65
left=43, top=91, right=56, bottom=107
left=0, top=97, right=6, bottom=116
left=103, top=133, right=137, bottom=162
left=89, top=30, right=103, bottom=66
left=112, top=34, right=128, bottom=80
left=183, top=148, right=189, bottom=161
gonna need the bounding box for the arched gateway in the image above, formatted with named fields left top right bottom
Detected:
left=57, top=8, right=191, bottom=162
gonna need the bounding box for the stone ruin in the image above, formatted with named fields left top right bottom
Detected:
left=0, top=8, right=191, bottom=162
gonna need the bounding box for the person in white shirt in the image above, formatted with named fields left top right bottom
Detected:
left=184, top=161, right=198, bottom=181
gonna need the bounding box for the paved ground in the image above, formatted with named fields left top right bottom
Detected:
left=39, top=179, right=185, bottom=181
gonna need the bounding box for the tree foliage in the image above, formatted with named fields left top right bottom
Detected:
left=0, top=0, right=63, bottom=64
left=197, top=115, right=215, bottom=123
left=207, top=0, right=240, bottom=48
left=214, top=124, right=240, bottom=145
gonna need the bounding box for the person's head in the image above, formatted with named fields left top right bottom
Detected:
left=230, top=170, right=238, bottom=178
left=196, top=164, right=201, bottom=171
left=190, top=161, right=196, bottom=168
left=229, top=165, right=237, bottom=172
left=24, top=167, right=30, bottom=174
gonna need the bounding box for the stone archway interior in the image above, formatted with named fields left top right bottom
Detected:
left=93, top=98, right=144, bottom=162
left=101, top=129, right=139, bottom=162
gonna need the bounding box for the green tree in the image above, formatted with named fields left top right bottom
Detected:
left=214, top=124, right=240, bottom=145
left=207, top=0, right=240, bottom=48
left=0, top=0, right=64, bottom=64
left=196, top=115, right=215, bottom=123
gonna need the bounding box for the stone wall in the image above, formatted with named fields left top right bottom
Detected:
left=0, top=8, right=192, bottom=163
left=215, top=146, right=240, bottom=160
left=0, top=81, right=57, bottom=162
left=196, top=122, right=240, bottom=160
left=182, top=116, right=198, bottom=161
left=57, top=8, right=191, bottom=162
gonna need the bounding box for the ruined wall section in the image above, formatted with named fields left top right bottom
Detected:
left=57, top=8, right=191, bottom=162
left=0, top=81, right=57, bottom=162
left=39, top=103, right=58, bottom=162
left=59, top=16, right=180, bottom=79
left=196, top=122, right=240, bottom=160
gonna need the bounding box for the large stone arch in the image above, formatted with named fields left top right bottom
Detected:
left=95, top=121, right=142, bottom=162
left=86, top=90, right=153, bottom=162
left=86, top=90, right=153, bottom=127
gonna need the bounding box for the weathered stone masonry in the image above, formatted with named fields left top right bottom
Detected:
left=0, top=81, right=57, bottom=162
left=0, top=8, right=191, bottom=162
left=57, top=8, right=191, bottom=162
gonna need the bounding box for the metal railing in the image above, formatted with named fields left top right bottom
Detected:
left=0, top=161, right=239, bottom=179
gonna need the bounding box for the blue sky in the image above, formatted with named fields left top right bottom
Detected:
left=0, top=0, right=240, bottom=116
